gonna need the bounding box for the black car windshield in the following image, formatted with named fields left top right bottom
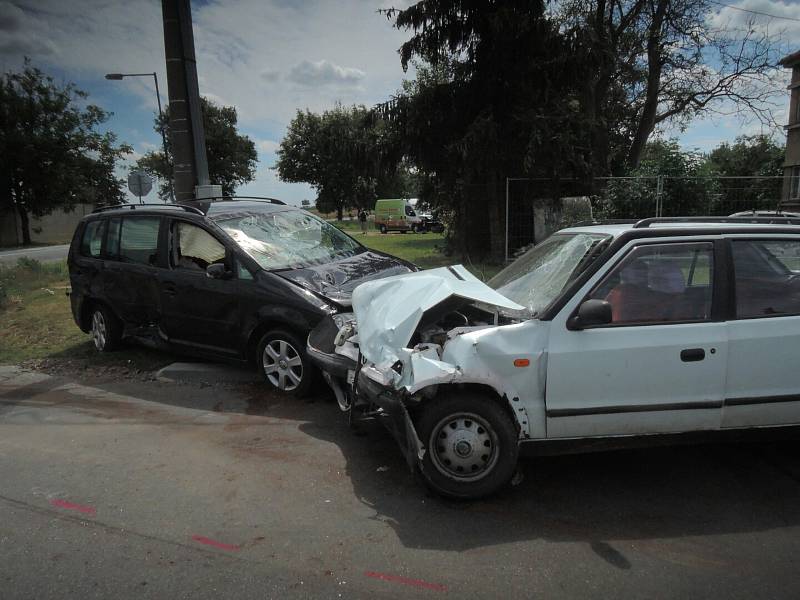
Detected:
left=213, top=208, right=362, bottom=270
left=488, top=232, right=611, bottom=317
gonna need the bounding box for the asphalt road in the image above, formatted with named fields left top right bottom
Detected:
left=0, top=244, right=69, bottom=266
left=2, top=364, right=800, bottom=599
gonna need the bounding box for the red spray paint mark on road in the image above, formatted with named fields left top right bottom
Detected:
left=49, top=499, right=96, bottom=517
left=364, top=571, right=447, bottom=592
left=191, top=535, right=240, bottom=551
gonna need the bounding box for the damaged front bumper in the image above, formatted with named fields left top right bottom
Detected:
left=307, top=316, right=425, bottom=470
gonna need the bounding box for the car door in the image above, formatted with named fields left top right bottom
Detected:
left=722, top=236, right=800, bottom=428
left=157, top=218, right=240, bottom=355
left=545, top=239, right=728, bottom=438
left=102, top=215, right=163, bottom=328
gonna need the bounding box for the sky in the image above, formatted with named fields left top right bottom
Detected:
left=0, top=0, right=798, bottom=206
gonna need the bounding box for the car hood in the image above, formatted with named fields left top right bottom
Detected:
left=276, top=250, right=413, bottom=306
left=351, top=264, right=525, bottom=368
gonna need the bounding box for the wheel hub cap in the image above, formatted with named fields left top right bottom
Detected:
left=262, top=339, right=303, bottom=391
left=430, top=412, right=498, bottom=482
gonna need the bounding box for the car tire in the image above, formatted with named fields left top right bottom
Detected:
left=415, top=392, right=519, bottom=499
left=379, top=224, right=387, bottom=234
left=90, top=304, right=122, bottom=352
left=257, top=329, right=315, bottom=397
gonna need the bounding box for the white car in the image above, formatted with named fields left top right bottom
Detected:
left=308, top=216, right=800, bottom=498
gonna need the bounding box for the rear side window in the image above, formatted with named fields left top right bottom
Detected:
left=119, top=217, right=160, bottom=266
left=80, top=220, right=105, bottom=258
left=732, top=240, right=800, bottom=318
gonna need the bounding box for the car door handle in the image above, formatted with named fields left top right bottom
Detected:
left=680, top=348, right=705, bottom=362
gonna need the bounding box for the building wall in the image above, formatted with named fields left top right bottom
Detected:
left=0, top=204, right=94, bottom=247
left=783, top=55, right=800, bottom=205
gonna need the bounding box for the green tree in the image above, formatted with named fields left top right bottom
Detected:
left=0, top=62, right=131, bottom=245
left=557, top=0, right=783, bottom=173
left=137, top=96, right=257, bottom=200
left=704, top=134, right=785, bottom=211
left=276, top=104, right=405, bottom=220
left=597, top=139, right=718, bottom=218
left=382, top=2, right=584, bottom=259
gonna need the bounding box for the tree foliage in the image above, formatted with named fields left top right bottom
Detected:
left=378, top=0, right=784, bottom=259
left=0, top=61, right=131, bottom=244
left=137, top=96, right=257, bottom=200
left=276, top=104, right=411, bottom=220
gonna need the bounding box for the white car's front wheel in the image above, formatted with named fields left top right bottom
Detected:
left=415, top=392, right=519, bottom=499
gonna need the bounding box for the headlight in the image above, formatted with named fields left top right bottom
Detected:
left=332, top=312, right=355, bottom=329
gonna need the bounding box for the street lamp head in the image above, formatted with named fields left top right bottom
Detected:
left=104, top=73, right=124, bottom=80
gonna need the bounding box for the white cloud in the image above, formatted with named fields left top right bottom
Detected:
left=707, top=0, right=800, bottom=40
left=256, top=138, right=280, bottom=155
left=286, top=59, right=365, bottom=87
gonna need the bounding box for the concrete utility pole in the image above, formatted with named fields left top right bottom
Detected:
left=161, top=0, right=220, bottom=202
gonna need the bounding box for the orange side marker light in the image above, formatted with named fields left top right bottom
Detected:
left=513, top=358, right=530, bottom=368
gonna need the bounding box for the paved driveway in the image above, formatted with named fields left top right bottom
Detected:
left=0, top=244, right=69, bottom=265
left=2, top=365, right=800, bottom=599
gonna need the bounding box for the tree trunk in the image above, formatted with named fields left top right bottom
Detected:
left=336, top=204, right=343, bottom=221
left=626, top=0, right=669, bottom=168
left=16, top=203, right=31, bottom=246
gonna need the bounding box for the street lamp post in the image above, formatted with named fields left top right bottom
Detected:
left=105, top=72, right=174, bottom=203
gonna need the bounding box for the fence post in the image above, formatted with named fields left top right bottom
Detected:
left=505, top=177, right=510, bottom=263
left=656, top=175, right=664, bottom=217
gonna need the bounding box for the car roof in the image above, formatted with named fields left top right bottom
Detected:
left=560, top=217, right=800, bottom=238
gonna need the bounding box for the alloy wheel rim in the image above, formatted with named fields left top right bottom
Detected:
left=91, top=311, right=106, bottom=350
left=262, top=339, right=303, bottom=391
left=429, top=412, right=499, bottom=482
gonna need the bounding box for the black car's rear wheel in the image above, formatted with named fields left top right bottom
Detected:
left=415, top=392, right=519, bottom=499
left=90, top=304, right=122, bottom=352
left=257, top=329, right=314, bottom=396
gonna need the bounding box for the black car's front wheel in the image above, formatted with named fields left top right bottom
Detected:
left=415, top=392, right=519, bottom=499
left=257, top=329, right=314, bottom=396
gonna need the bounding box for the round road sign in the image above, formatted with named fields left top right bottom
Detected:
left=128, top=170, right=153, bottom=198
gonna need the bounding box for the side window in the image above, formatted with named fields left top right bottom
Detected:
left=236, top=259, right=253, bottom=280
left=80, top=220, right=105, bottom=258
left=732, top=239, right=800, bottom=318
left=106, top=217, right=121, bottom=258
left=119, top=217, right=160, bottom=266
left=588, top=242, right=714, bottom=325
left=171, top=221, right=226, bottom=271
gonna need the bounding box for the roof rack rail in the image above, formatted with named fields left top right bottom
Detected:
left=633, top=216, right=800, bottom=228
left=200, top=195, right=286, bottom=205
left=92, top=203, right=205, bottom=216
left=570, top=219, right=639, bottom=227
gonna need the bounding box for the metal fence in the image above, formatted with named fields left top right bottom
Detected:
left=505, top=175, right=799, bottom=262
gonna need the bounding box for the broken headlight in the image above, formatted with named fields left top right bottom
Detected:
left=332, top=312, right=355, bottom=330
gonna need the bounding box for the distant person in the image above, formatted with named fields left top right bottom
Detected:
left=358, top=208, right=368, bottom=235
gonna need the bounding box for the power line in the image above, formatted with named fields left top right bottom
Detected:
left=710, top=1, right=800, bottom=23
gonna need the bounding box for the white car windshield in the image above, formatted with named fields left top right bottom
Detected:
left=488, top=233, right=610, bottom=316
left=213, top=209, right=363, bottom=270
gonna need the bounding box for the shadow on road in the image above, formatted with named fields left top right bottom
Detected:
left=8, top=368, right=800, bottom=567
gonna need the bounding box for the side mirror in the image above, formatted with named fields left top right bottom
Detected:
left=568, top=299, right=613, bottom=330
left=206, top=263, right=232, bottom=280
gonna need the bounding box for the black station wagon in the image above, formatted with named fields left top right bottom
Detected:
left=67, top=198, right=414, bottom=395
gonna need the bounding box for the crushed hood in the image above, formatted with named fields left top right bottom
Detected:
left=277, top=250, right=413, bottom=306
left=351, top=264, right=524, bottom=367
